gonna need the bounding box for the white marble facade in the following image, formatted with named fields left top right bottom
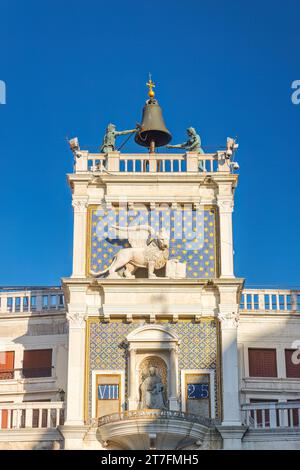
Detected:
left=0, top=149, right=300, bottom=450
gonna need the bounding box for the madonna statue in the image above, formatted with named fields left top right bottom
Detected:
left=139, top=366, right=167, bottom=410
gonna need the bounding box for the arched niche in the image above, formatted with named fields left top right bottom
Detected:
left=126, top=325, right=179, bottom=411
left=138, top=356, right=168, bottom=409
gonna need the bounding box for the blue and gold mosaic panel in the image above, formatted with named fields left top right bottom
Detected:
left=87, top=206, right=217, bottom=278
left=86, top=319, right=220, bottom=420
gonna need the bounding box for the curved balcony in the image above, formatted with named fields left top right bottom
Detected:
left=93, top=410, right=217, bottom=450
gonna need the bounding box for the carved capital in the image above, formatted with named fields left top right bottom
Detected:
left=170, top=344, right=179, bottom=355
left=217, top=198, right=234, bottom=213
left=66, top=311, right=87, bottom=328
left=72, top=198, right=89, bottom=212
left=218, top=308, right=239, bottom=328
left=129, top=346, right=137, bottom=355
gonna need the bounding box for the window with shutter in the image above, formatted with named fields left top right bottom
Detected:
left=0, top=351, right=15, bottom=380
left=22, top=349, right=52, bottom=378
left=285, top=349, right=300, bottom=378
left=248, top=348, right=277, bottom=377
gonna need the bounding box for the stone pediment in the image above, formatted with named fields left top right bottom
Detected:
left=127, top=325, right=178, bottom=345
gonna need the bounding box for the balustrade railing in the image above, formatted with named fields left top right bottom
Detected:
left=1, top=287, right=299, bottom=315
left=95, top=409, right=214, bottom=428
left=240, top=289, right=300, bottom=313
left=0, top=366, right=53, bottom=380
left=0, top=288, right=65, bottom=314
left=0, top=402, right=64, bottom=429
left=74, top=151, right=228, bottom=174
left=242, top=402, right=300, bottom=429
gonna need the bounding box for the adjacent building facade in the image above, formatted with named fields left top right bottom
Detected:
left=0, top=108, right=300, bottom=450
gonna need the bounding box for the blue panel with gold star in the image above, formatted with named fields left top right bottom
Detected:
left=88, top=206, right=217, bottom=278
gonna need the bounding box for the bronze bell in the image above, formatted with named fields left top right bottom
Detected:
left=135, top=77, right=172, bottom=152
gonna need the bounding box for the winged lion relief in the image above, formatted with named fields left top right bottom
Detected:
left=90, top=224, right=186, bottom=279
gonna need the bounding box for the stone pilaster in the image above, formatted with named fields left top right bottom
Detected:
left=217, top=282, right=245, bottom=449
left=169, top=345, right=179, bottom=411
left=72, top=198, right=88, bottom=278
left=128, top=347, right=137, bottom=410
left=64, top=309, right=87, bottom=427
left=217, top=186, right=234, bottom=278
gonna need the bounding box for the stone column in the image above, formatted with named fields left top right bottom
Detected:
left=128, top=347, right=137, bottom=410
left=217, top=193, right=234, bottom=278
left=169, top=345, right=179, bottom=411
left=72, top=198, right=88, bottom=278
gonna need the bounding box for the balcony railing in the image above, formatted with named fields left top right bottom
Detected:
left=0, top=367, right=54, bottom=381
left=0, top=402, right=64, bottom=429
left=240, top=289, right=300, bottom=314
left=94, top=409, right=215, bottom=428
left=74, top=151, right=234, bottom=174
left=242, top=402, right=300, bottom=429
left=0, top=287, right=65, bottom=315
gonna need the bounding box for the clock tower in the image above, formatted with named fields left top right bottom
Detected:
left=61, top=81, right=244, bottom=450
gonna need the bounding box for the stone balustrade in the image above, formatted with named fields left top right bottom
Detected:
left=1, top=287, right=299, bottom=315
left=0, top=402, right=64, bottom=429
left=242, top=402, right=300, bottom=429
left=74, top=151, right=231, bottom=174
left=0, top=287, right=65, bottom=315
left=241, top=289, right=300, bottom=313
left=94, top=409, right=215, bottom=428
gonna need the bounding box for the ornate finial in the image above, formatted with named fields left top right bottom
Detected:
left=146, top=73, right=155, bottom=99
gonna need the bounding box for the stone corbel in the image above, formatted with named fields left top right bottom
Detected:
left=149, top=313, right=156, bottom=323
left=101, top=312, right=110, bottom=323
left=105, top=201, right=113, bottom=211
left=194, top=313, right=202, bottom=323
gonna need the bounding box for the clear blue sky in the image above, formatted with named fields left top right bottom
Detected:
left=0, top=0, right=299, bottom=288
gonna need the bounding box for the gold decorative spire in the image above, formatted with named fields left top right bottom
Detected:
left=146, top=73, right=155, bottom=99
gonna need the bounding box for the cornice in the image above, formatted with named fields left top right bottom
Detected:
left=62, top=276, right=244, bottom=287
left=67, top=172, right=238, bottom=188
